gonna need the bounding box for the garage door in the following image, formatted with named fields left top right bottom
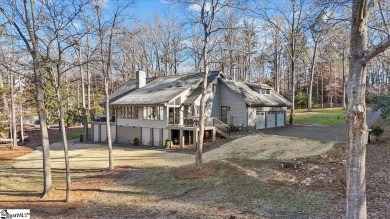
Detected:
left=277, top=111, right=285, bottom=127
left=153, top=128, right=161, bottom=146
left=256, top=112, right=266, bottom=129
left=101, top=125, right=107, bottom=142
left=142, top=128, right=151, bottom=145
left=93, top=124, right=100, bottom=142
left=266, top=111, right=276, bottom=128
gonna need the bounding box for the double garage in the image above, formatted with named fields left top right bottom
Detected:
left=255, top=110, right=286, bottom=129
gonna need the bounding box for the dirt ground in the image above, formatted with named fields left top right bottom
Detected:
left=0, top=127, right=83, bottom=161
left=23, top=126, right=84, bottom=149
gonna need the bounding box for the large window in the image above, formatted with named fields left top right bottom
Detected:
left=145, top=106, right=163, bottom=120
left=117, top=106, right=139, bottom=119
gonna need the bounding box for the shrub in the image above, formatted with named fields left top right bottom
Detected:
left=229, top=124, right=242, bottom=132
left=369, top=125, right=384, bottom=141
left=133, top=137, right=140, bottom=146
left=295, top=92, right=309, bottom=109
left=165, top=139, right=172, bottom=148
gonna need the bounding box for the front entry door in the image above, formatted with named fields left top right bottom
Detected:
left=221, top=106, right=228, bottom=124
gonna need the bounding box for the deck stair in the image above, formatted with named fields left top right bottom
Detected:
left=212, top=117, right=231, bottom=138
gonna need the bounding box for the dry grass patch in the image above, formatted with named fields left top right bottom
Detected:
left=172, top=163, right=219, bottom=179
left=0, top=146, right=33, bottom=160
left=204, top=134, right=334, bottom=161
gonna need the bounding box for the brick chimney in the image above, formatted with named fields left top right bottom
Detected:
left=136, top=70, right=146, bottom=88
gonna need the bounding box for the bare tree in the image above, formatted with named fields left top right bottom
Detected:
left=41, top=0, right=88, bottom=203
left=307, top=7, right=333, bottom=111
left=93, top=0, right=132, bottom=171
left=347, top=0, right=390, bottom=218
left=178, top=0, right=234, bottom=170
left=258, top=0, right=311, bottom=123
left=0, top=0, right=53, bottom=197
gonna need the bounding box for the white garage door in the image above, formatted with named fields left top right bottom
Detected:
left=266, top=111, right=276, bottom=128
left=101, top=125, right=107, bottom=142
left=277, top=111, right=285, bottom=127
left=93, top=124, right=100, bottom=142
left=256, top=112, right=266, bottom=129
left=153, top=128, right=161, bottom=146
left=110, top=125, right=116, bottom=142
left=142, top=128, right=151, bottom=146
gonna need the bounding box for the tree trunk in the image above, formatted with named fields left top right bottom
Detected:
left=79, top=48, right=86, bottom=109
left=10, top=74, right=17, bottom=148
left=195, top=39, right=208, bottom=170
left=87, top=34, right=91, bottom=111
left=342, top=49, right=346, bottom=110
left=330, top=62, right=333, bottom=107
left=0, top=73, right=9, bottom=134
left=346, top=62, right=367, bottom=218
left=19, top=76, right=24, bottom=145
left=346, top=1, right=368, bottom=217
left=308, top=43, right=318, bottom=112
left=57, top=93, right=71, bottom=203
left=289, top=58, right=295, bottom=124
left=105, top=77, right=114, bottom=171
left=321, top=67, right=324, bottom=108
left=35, top=69, right=52, bottom=198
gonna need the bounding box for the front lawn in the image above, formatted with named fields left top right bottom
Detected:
left=2, top=121, right=389, bottom=218
left=292, top=107, right=346, bottom=126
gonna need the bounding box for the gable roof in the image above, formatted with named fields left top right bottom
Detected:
left=182, top=71, right=224, bottom=105
left=220, top=78, right=291, bottom=107
left=109, top=78, right=155, bottom=104
left=110, top=73, right=204, bottom=105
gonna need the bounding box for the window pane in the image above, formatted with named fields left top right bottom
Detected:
left=118, top=107, right=123, bottom=119
left=133, top=107, right=139, bottom=119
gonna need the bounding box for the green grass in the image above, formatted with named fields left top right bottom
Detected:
left=292, top=107, right=346, bottom=126
left=67, top=129, right=91, bottom=140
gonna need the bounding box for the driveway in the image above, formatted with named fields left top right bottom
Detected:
left=260, top=110, right=381, bottom=142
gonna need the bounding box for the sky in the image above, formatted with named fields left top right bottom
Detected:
left=132, top=0, right=171, bottom=21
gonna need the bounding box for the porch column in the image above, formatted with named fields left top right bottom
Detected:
left=168, top=128, right=172, bottom=140
left=179, top=129, right=184, bottom=149
left=179, top=105, right=184, bottom=125
left=212, top=128, right=216, bottom=142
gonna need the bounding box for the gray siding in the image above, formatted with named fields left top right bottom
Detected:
left=219, top=82, right=247, bottom=126
left=209, top=78, right=220, bottom=117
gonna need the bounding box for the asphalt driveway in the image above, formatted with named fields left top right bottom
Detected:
left=260, top=110, right=381, bottom=142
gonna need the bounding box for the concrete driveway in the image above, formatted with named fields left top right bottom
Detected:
left=260, top=110, right=381, bottom=142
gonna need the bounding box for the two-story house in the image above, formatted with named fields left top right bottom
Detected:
left=91, top=70, right=290, bottom=148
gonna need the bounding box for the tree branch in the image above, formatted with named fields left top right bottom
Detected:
left=364, top=39, right=390, bottom=63
left=378, top=0, right=390, bottom=36
left=0, top=6, right=32, bottom=53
